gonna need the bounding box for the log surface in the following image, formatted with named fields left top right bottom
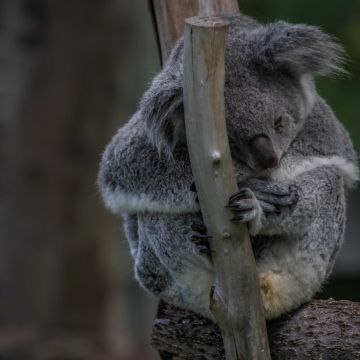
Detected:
left=152, top=300, right=360, bottom=360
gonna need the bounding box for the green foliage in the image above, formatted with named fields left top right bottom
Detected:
left=241, top=0, right=360, bottom=150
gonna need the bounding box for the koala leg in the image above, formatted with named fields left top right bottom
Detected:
left=255, top=212, right=344, bottom=320
left=231, top=168, right=345, bottom=318
left=256, top=257, right=321, bottom=320
left=137, top=213, right=215, bottom=319
left=257, top=265, right=309, bottom=320
left=134, top=240, right=173, bottom=296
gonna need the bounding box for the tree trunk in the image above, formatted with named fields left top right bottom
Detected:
left=149, top=0, right=239, bottom=64
left=0, top=0, right=136, bottom=357
left=152, top=300, right=360, bottom=360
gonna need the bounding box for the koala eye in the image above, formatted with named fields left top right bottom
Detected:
left=274, top=115, right=284, bottom=133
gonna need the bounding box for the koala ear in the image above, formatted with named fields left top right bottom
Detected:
left=141, top=41, right=184, bottom=155
left=249, top=21, right=347, bottom=77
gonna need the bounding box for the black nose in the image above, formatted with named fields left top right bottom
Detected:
left=249, top=135, right=279, bottom=169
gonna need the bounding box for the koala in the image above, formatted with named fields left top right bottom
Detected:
left=98, top=15, right=359, bottom=320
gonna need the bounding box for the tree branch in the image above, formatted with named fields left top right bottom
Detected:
left=183, top=16, right=270, bottom=360
left=152, top=300, right=360, bottom=360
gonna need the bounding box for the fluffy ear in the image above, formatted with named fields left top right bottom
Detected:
left=141, top=41, right=184, bottom=155
left=249, top=21, right=347, bottom=76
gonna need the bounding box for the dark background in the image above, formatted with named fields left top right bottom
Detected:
left=0, top=0, right=358, bottom=359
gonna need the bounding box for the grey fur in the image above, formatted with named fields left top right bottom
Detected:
left=98, top=15, right=358, bottom=320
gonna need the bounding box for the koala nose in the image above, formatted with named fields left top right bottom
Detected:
left=249, top=135, right=279, bottom=169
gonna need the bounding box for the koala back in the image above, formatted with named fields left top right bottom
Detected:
left=98, top=111, right=198, bottom=215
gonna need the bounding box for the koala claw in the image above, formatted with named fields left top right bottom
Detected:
left=190, top=181, right=197, bottom=193
left=230, top=209, right=259, bottom=223
left=191, top=222, right=207, bottom=234
left=228, top=188, right=252, bottom=203
left=190, top=221, right=214, bottom=255
left=227, top=188, right=260, bottom=223
left=195, top=244, right=214, bottom=255
left=191, top=234, right=214, bottom=255
left=191, top=233, right=212, bottom=240
left=237, top=179, right=299, bottom=210
left=190, top=182, right=200, bottom=203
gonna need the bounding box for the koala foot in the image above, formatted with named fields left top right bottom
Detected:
left=227, top=179, right=299, bottom=235
left=239, top=178, right=299, bottom=213
left=190, top=221, right=213, bottom=255
left=227, top=188, right=261, bottom=221
left=259, top=270, right=308, bottom=320
left=227, top=188, right=263, bottom=234
left=259, top=272, right=283, bottom=319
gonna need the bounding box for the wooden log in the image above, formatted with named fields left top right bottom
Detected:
left=152, top=300, right=360, bottom=360
left=183, top=16, right=270, bottom=360
left=148, top=0, right=239, bottom=64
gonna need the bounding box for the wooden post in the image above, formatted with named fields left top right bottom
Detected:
left=149, top=0, right=239, bottom=64
left=183, top=17, right=271, bottom=360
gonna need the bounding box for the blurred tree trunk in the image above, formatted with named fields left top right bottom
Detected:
left=0, top=0, right=158, bottom=358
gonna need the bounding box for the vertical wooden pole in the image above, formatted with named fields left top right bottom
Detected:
left=149, top=2, right=271, bottom=359
left=183, top=16, right=271, bottom=359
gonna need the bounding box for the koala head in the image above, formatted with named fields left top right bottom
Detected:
left=142, top=16, right=346, bottom=170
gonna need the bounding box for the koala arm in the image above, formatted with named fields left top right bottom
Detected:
left=257, top=166, right=345, bottom=236
left=230, top=161, right=357, bottom=237
left=97, top=39, right=194, bottom=215
left=254, top=145, right=359, bottom=236
left=98, top=112, right=198, bottom=215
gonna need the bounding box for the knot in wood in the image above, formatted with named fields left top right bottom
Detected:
left=222, top=231, right=230, bottom=239
left=212, top=151, right=221, bottom=164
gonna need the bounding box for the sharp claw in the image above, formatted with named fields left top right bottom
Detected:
left=230, top=215, right=244, bottom=221
left=191, top=234, right=212, bottom=240
left=191, top=223, right=207, bottom=233
left=228, top=196, right=246, bottom=206
left=191, top=238, right=204, bottom=245
left=197, top=246, right=215, bottom=255
left=229, top=189, right=248, bottom=202
left=224, top=205, right=239, bottom=209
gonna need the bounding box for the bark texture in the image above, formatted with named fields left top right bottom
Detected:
left=152, top=300, right=360, bottom=360
left=0, top=0, right=158, bottom=358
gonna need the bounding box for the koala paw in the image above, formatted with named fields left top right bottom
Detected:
left=259, top=272, right=283, bottom=320
left=259, top=271, right=303, bottom=320
left=227, top=188, right=263, bottom=235
left=238, top=178, right=299, bottom=214
left=190, top=221, right=214, bottom=256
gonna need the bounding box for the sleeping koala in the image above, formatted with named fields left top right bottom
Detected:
left=98, top=15, right=358, bottom=320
